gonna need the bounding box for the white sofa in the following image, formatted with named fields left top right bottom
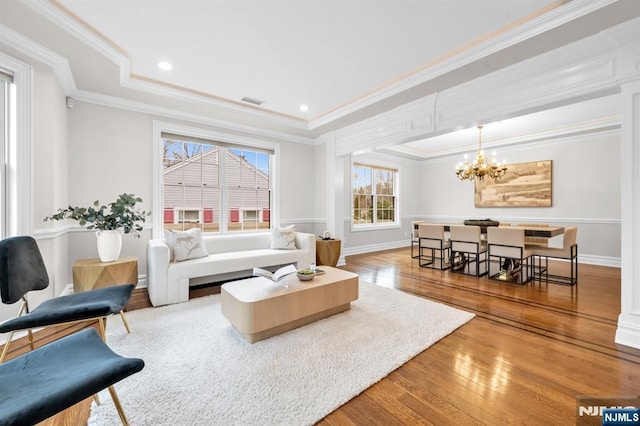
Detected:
left=146, top=232, right=315, bottom=307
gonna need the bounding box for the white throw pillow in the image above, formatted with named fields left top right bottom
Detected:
left=270, top=225, right=297, bottom=250
left=164, top=230, right=175, bottom=261
left=171, top=228, right=209, bottom=262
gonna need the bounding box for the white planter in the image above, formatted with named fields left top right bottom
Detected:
left=96, top=229, right=123, bottom=262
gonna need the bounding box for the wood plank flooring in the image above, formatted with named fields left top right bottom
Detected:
left=318, top=248, right=640, bottom=425
left=3, top=247, right=639, bottom=425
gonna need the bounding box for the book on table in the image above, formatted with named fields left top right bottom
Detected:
left=252, top=264, right=297, bottom=282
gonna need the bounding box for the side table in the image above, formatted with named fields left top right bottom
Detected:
left=316, top=238, right=341, bottom=267
left=72, top=256, right=138, bottom=292
left=72, top=256, right=137, bottom=334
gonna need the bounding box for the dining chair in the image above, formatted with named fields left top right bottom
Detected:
left=418, top=224, right=451, bottom=270
left=0, top=235, right=135, bottom=363
left=487, top=227, right=534, bottom=284
left=531, top=227, right=578, bottom=285
left=450, top=225, right=488, bottom=276
left=0, top=327, right=144, bottom=425
left=410, top=221, right=425, bottom=259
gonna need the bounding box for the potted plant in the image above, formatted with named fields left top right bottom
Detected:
left=44, top=193, right=150, bottom=262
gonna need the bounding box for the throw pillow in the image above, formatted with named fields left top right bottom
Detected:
left=164, top=230, right=175, bottom=262
left=171, top=228, right=209, bottom=262
left=270, top=225, right=297, bottom=250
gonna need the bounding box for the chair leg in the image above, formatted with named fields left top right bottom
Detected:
left=119, top=310, right=131, bottom=334
left=0, top=330, right=15, bottom=363
left=27, top=329, right=35, bottom=350
left=98, top=317, right=107, bottom=341
left=108, top=385, right=131, bottom=426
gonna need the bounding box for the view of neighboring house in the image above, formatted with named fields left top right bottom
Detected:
left=162, top=140, right=271, bottom=233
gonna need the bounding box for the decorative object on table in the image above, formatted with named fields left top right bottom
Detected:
left=463, top=218, right=500, bottom=234
left=253, top=264, right=297, bottom=282
left=474, top=160, right=552, bottom=207
left=455, top=125, right=508, bottom=182
left=296, top=268, right=316, bottom=281
left=322, top=230, right=332, bottom=240
left=43, top=193, right=150, bottom=262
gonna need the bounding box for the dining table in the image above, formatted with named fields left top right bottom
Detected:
left=413, top=223, right=565, bottom=238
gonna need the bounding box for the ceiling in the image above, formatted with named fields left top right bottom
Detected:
left=1, top=0, right=639, bottom=157
left=54, top=0, right=557, bottom=121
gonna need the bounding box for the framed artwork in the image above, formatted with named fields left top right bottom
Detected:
left=474, top=160, right=552, bottom=207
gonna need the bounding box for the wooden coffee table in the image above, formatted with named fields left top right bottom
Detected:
left=221, top=266, right=359, bottom=343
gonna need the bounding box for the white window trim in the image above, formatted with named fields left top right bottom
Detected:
left=152, top=120, right=280, bottom=239
left=350, top=158, right=401, bottom=232
left=0, top=52, right=33, bottom=237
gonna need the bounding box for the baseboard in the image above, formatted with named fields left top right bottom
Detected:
left=615, top=313, right=640, bottom=350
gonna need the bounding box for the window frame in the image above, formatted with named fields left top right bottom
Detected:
left=152, top=121, right=280, bottom=239
left=350, top=159, right=400, bottom=232
left=0, top=53, right=32, bottom=238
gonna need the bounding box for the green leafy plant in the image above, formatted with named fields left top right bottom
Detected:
left=44, top=193, right=150, bottom=237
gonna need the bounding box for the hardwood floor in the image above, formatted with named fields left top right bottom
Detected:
left=4, top=247, right=639, bottom=425
left=318, top=248, right=640, bottom=425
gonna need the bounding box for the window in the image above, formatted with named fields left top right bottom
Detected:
left=352, top=163, right=398, bottom=227
left=160, top=131, right=272, bottom=234
left=0, top=67, right=15, bottom=239
left=0, top=54, right=32, bottom=238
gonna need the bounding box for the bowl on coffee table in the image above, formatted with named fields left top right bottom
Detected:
left=297, top=268, right=316, bottom=281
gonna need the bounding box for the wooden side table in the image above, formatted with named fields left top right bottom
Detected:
left=72, top=256, right=138, bottom=293
left=315, top=238, right=341, bottom=267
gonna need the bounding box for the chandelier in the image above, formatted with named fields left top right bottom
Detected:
left=455, top=125, right=508, bottom=182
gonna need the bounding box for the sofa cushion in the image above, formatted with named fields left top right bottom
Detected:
left=270, top=225, right=296, bottom=250
left=167, top=249, right=308, bottom=283
left=171, top=228, right=209, bottom=262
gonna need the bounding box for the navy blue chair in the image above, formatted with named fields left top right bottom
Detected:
left=0, top=327, right=144, bottom=425
left=0, top=235, right=135, bottom=363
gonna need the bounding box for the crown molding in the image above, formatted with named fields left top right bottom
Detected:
left=74, top=89, right=315, bottom=145
left=419, top=116, right=622, bottom=162
left=0, top=22, right=313, bottom=145
left=0, top=23, right=76, bottom=94
left=308, top=0, right=621, bottom=130
left=121, top=76, right=309, bottom=130
left=25, top=0, right=310, bottom=130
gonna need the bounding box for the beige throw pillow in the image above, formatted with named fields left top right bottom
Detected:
left=171, top=228, right=209, bottom=262
left=270, top=225, right=297, bottom=250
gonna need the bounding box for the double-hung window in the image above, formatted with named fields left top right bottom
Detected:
left=161, top=132, right=272, bottom=234
left=0, top=68, right=14, bottom=239
left=352, top=163, right=398, bottom=227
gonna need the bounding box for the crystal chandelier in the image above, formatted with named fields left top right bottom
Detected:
left=455, top=125, right=508, bottom=182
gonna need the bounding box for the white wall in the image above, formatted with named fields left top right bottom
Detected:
left=31, top=64, right=69, bottom=299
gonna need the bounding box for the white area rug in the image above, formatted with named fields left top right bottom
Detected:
left=89, top=282, right=474, bottom=425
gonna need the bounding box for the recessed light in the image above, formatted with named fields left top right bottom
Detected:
left=299, top=104, right=309, bottom=112
left=158, top=61, right=172, bottom=71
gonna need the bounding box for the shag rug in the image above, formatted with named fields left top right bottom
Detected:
left=89, top=281, right=474, bottom=425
